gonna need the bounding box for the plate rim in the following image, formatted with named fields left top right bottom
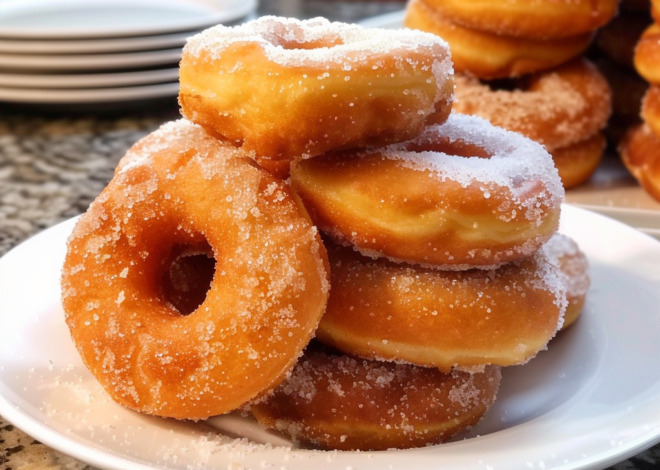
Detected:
left=0, top=0, right=257, bottom=40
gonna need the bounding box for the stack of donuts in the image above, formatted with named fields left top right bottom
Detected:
left=61, top=16, right=589, bottom=452
left=620, top=0, right=660, bottom=201
left=403, top=0, right=615, bottom=189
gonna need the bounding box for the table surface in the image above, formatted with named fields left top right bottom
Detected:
left=1, top=1, right=660, bottom=469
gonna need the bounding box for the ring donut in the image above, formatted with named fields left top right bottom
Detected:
left=250, top=347, right=502, bottom=451
left=179, top=16, right=454, bottom=178
left=452, top=58, right=612, bottom=153
left=61, top=119, right=330, bottom=420
left=421, top=0, right=617, bottom=40
left=404, top=0, right=593, bottom=79
left=634, top=23, right=660, bottom=85
left=290, top=113, right=563, bottom=269
left=551, top=133, right=606, bottom=188
left=315, top=237, right=567, bottom=372
left=619, top=124, right=660, bottom=202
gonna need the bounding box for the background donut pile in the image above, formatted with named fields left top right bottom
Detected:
left=403, top=0, right=616, bottom=189
left=61, top=17, right=590, bottom=452
left=619, top=0, right=660, bottom=201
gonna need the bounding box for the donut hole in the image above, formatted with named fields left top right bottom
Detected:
left=161, top=243, right=216, bottom=315
left=404, top=139, right=491, bottom=159
left=269, top=32, right=343, bottom=50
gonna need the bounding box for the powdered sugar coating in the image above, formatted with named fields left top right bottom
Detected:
left=544, top=232, right=590, bottom=302
left=385, top=113, right=564, bottom=214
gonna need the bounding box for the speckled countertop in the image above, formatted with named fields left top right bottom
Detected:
left=1, top=1, right=660, bottom=469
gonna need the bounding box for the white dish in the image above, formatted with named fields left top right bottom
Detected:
left=0, top=48, right=181, bottom=72
left=0, top=0, right=256, bottom=39
left=0, top=68, right=179, bottom=89
left=1, top=205, right=660, bottom=470
left=0, top=82, right=178, bottom=103
left=0, top=32, right=193, bottom=55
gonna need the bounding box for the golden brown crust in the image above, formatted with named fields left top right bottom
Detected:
left=634, top=23, right=660, bottom=85
left=422, top=0, right=617, bottom=40
left=551, top=133, right=606, bottom=189
left=250, top=348, right=501, bottom=451
left=619, top=123, right=660, bottom=202
left=62, top=119, right=330, bottom=420
left=404, top=0, right=593, bottom=79
left=315, top=242, right=566, bottom=371
left=642, top=85, right=660, bottom=138
left=178, top=17, right=454, bottom=178
left=453, top=58, right=612, bottom=152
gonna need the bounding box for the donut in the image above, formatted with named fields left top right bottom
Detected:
left=634, top=23, right=660, bottom=85
left=314, top=238, right=567, bottom=372
left=61, top=119, right=330, bottom=420
left=641, top=86, right=660, bottom=138
left=250, top=347, right=502, bottom=451
left=290, top=113, right=563, bottom=269
left=545, top=234, right=590, bottom=330
left=594, top=12, right=651, bottom=69
left=452, top=58, right=612, bottom=153
left=179, top=16, right=454, bottom=179
left=551, top=133, right=606, bottom=188
left=619, top=124, right=660, bottom=202
left=420, top=0, right=617, bottom=40
left=403, top=0, right=593, bottom=79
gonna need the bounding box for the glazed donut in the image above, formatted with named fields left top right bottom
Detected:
left=551, top=133, right=606, bottom=188
left=634, top=23, right=660, bottom=85
left=250, top=347, right=501, bottom=451
left=61, top=119, right=330, bottom=420
left=403, top=0, right=593, bottom=79
left=179, top=16, right=454, bottom=179
left=453, top=58, right=612, bottom=152
left=421, top=0, right=617, bottom=40
left=315, top=238, right=567, bottom=372
left=290, top=113, right=564, bottom=269
left=619, top=124, right=660, bottom=202
left=641, top=86, right=660, bottom=138
left=545, top=234, right=590, bottom=330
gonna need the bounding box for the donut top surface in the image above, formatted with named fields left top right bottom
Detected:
left=384, top=113, right=564, bottom=224
left=183, top=16, right=454, bottom=106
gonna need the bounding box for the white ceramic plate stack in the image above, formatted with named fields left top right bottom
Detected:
left=0, top=0, right=257, bottom=105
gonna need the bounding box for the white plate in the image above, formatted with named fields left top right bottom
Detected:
left=0, top=0, right=256, bottom=39
left=0, top=32, right=193, bottom=55
left=0, top=82, right=178, bottom=103
left=0, top=68, right=179, bottom=89
left=0, top=48, right=181, bottom=72
left=1, top=205, right=660, bottom=470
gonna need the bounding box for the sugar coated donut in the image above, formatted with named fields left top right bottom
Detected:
left=404, top=0, right=593, bottom=79
left=291, top=113, right=563, bottom=269
left=634, top=23, right=660, bottom=85
left=545, top=234, right=589, bottom=330
left=453, top=59, right=612, bottom=152
left=551, top=133, right=606, bottom=188
left=619, top=124, right=660, bottom=202
left=421, top=0, right=617, bottom=40
left=250, top=347, right=501, bottom=450
left=61, top=119, right=330, bottom=420
left=179, top=16, right=454, bottom=178
left=315, top=238, right=567, bottom=372
left=641, top=86, right=660, bottom=138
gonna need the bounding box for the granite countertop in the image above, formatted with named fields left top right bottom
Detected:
left=1, top=1, right=660, bottom=469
